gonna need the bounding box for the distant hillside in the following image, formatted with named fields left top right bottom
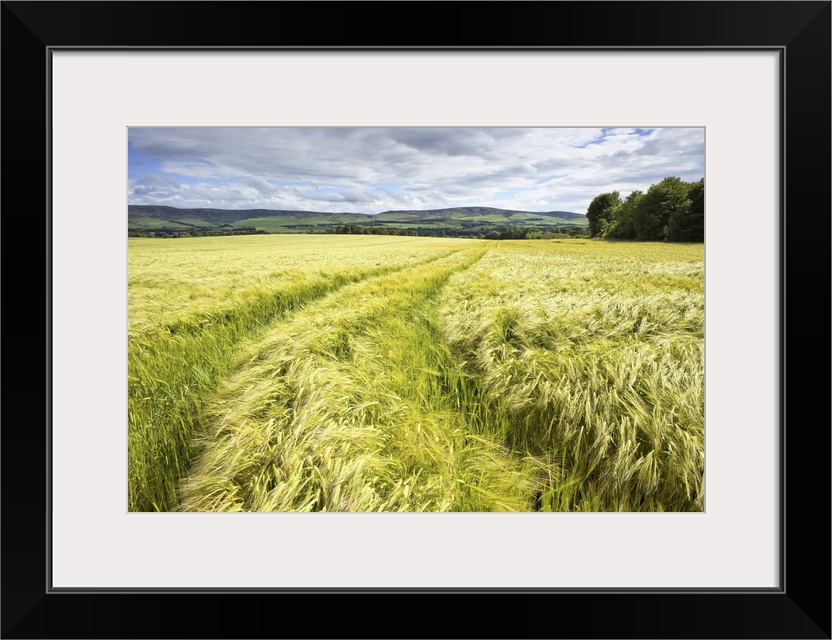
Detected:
left=128, top=204, right=587, bottom=235
left=378, top=206, right=585, bottom=221
left=128, top=205, right=373, bottom=230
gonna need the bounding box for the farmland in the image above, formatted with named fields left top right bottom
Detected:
left=127, top=204, right=588, bottom=237
left=128, top=235, right=703, bottom=512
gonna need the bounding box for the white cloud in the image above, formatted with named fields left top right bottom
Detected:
left=128, top=127, right=704, bottom=213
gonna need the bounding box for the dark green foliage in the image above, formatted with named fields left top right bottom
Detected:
left=128, top=227, right=267, bottom=238
left=590, top=177, right=704, bottom=242
left=667, top=179, right=704, bottom=242
left=586, top=191, right=621, bottom=237
left=330, top=223, right=587, bottom=240
left=667, top=202, right=692, bottom=242
left=631, top=177, right=691, bottom=241
left=603, top=190, right=643, bottom=239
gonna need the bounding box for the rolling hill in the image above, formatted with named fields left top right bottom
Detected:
left=128, top=205, right=587, bottom=235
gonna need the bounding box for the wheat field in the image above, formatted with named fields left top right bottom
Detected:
left=128, top=235, right=704, bottom=512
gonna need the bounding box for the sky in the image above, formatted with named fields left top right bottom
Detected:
left=128, top=127, right=704, bottom=214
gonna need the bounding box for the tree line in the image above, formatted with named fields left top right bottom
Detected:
left=128, top=227, right=267, bottom=238
left=128, top=225, right=590, bottom=240
left=586, top=177, right=704, bottom=242
left=327, top=224, right=588, bottom=239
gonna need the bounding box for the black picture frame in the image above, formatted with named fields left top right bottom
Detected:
left=2, top=2, right=829, bottom=638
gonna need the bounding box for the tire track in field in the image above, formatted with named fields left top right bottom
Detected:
left=129, top=246, right=463, bottom=343
left=178, top=245, right=538, bottom=512
left=128, top=247, right=465, bottom=512
left=433, top=242, right=705, bottom=512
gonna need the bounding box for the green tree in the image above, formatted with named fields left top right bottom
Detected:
left=605, top=190, right=643, bottom=239
left=632, top=177, right=690, bottom=240
left=666, top=178, right=704, bottom=242
left=586, top=191, right=621, bottom=237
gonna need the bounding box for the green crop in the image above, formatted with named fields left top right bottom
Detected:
left=129, top=236, right=704, bottom=512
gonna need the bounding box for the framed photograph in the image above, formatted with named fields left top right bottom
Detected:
left=3, top=2, right=829, bottom=638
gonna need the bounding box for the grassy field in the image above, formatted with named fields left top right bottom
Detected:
left=128, top=205, right=588, bottom=235
left=128, top=235, right=704, bottom=512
